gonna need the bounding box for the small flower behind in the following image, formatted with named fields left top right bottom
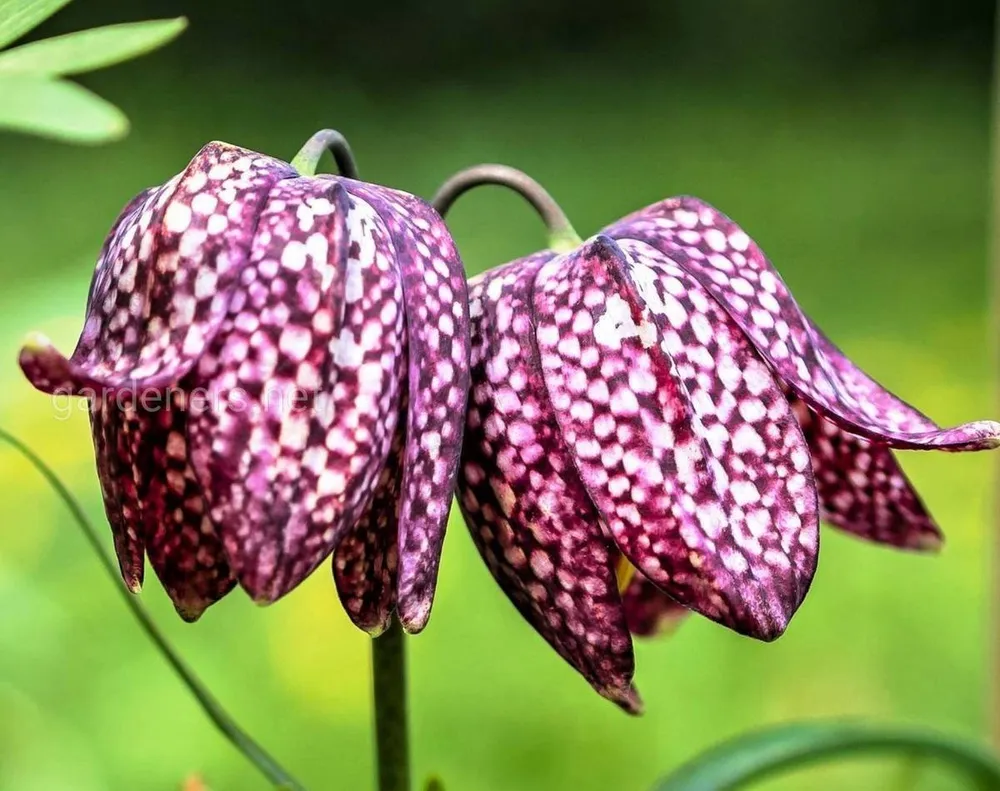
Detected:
left=19, top=133, right=471, bottom=635
left=441, top=171, right=1000, bottom=713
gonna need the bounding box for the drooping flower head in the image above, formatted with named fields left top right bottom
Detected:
left=452, top=185, right=999, bottom=712
left=20, top=135, right=471, bottom=635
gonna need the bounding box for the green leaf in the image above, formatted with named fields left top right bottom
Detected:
left=652, top=721, right=1000, bottom=791
left=0, top=74, right=126, bottom=143
left=0, top=0, right=74, bottom=50
left=0, top=17, right=186, bottom=76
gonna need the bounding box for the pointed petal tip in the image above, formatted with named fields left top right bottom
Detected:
left=398, top=598, right=432, bottom=635
left=17, top=333, right=69, bottom=395
left=605, top=683, right=644, bottom=715
left=914, top=531, right=945, bottom=553
left=250, top=589, right=278, bottom=607
left=124, top=575, right=143, bottom=594
left=972, top=420, right=1000, bottom=450
left=175, top=602, right=207, bottom=623
left=20, top=330, right=52, bottom=354
left=734, top=595, right=797, bottom=643
left=361, top=617, right=392, bottom=638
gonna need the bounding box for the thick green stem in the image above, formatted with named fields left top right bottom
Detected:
left=372, top=618, right=411, bottom=791
left=430, top=163, right=582, bottom=252
left=290, top=128, right=359, bottom=179
left=0, top=428, right=304, bottom=791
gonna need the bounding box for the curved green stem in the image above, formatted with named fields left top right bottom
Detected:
left=653, top=721, right=1000, bottom=791
left=291, top=128, right=359, bottom=179
left=430, top=163, right=582, bottom=253
left=372, top=618, right=411, bottom=791
left=0, top=428, right=304, bottom=791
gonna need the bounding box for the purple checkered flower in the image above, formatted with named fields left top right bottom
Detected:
left=20, top=140, right=471, bottom=634
left=457, top=195, right=1000, bottom=712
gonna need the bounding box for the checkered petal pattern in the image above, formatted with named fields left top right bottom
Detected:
left=458, top=194, right=999, bottom=710
left=20, top=142, right=471, bottom=626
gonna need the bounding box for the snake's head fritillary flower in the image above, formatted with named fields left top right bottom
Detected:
left=457, top=195, right=1000, bottom=712
left=19, top=138, right=471, bottom=634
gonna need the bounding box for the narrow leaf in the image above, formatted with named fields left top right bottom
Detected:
left=0, top=74, right=127, bottom=143
left=0, top=17, right=187, bottom=76
left=0, top=0, right=74, bottom=49
left=652, top=721, right=1000, bottom=791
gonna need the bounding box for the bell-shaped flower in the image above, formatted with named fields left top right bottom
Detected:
left=457, top=195, right=999, bottom=711
left=20, top=140, right=471, bottom=634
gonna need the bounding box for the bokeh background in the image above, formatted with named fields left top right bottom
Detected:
left=1, top=0, right=998, bottom=789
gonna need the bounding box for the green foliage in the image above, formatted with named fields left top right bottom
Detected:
left=0, top=41, right=994, bottom=791
left=652, top=721, right=1000, bottom=791
left=0, top=74, right=124, bottom=141
left=0, top=0, right=185, bottom=143
left=0, top=0, right=73, bottom=48
left=0, top=18, right=187, bottom=76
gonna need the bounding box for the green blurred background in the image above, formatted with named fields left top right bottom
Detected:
left=1, top=0, right=997, bottom=789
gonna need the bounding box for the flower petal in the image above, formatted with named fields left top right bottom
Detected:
left=342, top=183, right=471, bottom=634
left=90, top=396, right=144, bottom=592
left=789, top=394, right=942, bottom=550
left=332, top=415, right=405, bottom=636
left=606, top=198, right=1000, bottom=451
left=622, top=572, right=689, bottom=638
left=189, top=179, right=405, bottom=603
left=19, top=143, right=294, bottom=396
left=458, top=254, right=640, bottom=711
left=533, top=235, right=818, bottom=640
left=128, top=393, right=236, bottom=621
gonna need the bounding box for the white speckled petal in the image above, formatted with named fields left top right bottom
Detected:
left=188, top=179, right=404, bottom=603
left=129, top=392, right=236, bottom=621
left=458, top=252, right=640, bottom=712
left=605, top=197, right=1000, bottom=451
left=20, top=143, right=295, bottom=396
left=332, top=419, right=404, bottom=636
left=789, top=394, right=943, bottom=550
left=342, top=182, right=471, bottom=634
left=90, top=396, right=144, bottom=592
left=533, top=235, right=819, bottom=640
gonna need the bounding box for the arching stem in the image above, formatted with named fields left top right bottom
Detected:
left=0, top=428, right=303, bottom=790
left=431, top=163, right=582, bottom=253
left=291, top=129, right=359, bottom=179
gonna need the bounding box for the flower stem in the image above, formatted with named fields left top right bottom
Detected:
left=430, top=163, right=583, bottom=253
left=290, top=128, right=359, bottom=179
left=991, top=0, right=1000, bottom=752
left=0, top=428, right=304, bottom=791
left=372, top=618, right=411, bottom=791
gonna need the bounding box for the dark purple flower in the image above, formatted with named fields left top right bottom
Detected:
left=20, top=141, right=471, bottom=634
left=457, top=196, right=999, bottom=711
